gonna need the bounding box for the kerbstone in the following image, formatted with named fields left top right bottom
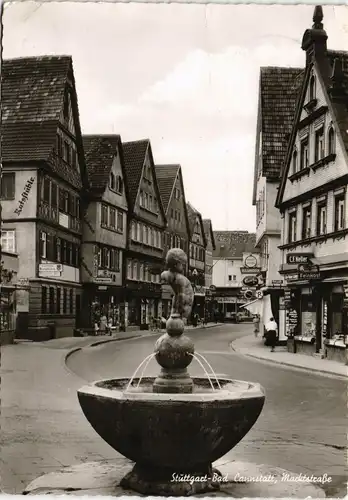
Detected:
left=24, top=460, right=326, bottom=498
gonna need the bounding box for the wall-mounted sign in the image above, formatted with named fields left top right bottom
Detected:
left=216, top=297, right=236, bottom=303
left=97, top=269, right=112, bottom=278
left=244, top=254, right=258, bottom=269
left=284, top=274, right=299, bottom=282
left=255, top=290, right=264, bottom=299
left=286, top=308, right=299, bottom=336
left=242, top=276, right=259, bottom=287
left=241, top=267, right=261, bottom=275
left=272, top=280, right=283, bottom=285
left=244, top=289, right=254, bottom=300
left=14, top=177, right=35, bottom=216
left=279, top=297, right=285, bottom=310
left=39, top=263, right=62, bottom=277
left=286, top=253, right=314, bottom=265
left=59, top=212, right=69, bottom=229
left=17, top=278, right=30, bottom=288
left=298, top=264, right=320, bottom=280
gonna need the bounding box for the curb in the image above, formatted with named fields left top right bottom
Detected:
left=230, top=341, right=348, bottom=380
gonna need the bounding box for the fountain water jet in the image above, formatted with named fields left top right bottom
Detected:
left=77, top=248, right=266, bottom=496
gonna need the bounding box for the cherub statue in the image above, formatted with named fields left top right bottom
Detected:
left=161, top=248, right=194, bottom=319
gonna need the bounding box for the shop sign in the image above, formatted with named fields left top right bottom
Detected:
left=17, top=278, right=30, bottom=288
left=98, top=286, right=108, bottom=291
left=242, top=276, right=259, bottom=287
left=284, top=273, right=299, bottom=282
left=298, top=264, right=320, bottom=280
left=286, top=308, right=298, bottom=336
left=97, top=270, right=112, bottom=278
left=286, top=253, right=313, bottom=265
left=322, top=301, right=328, bottom=336
left=14, top=177, right=35, bottom=216
left=244, top=254, right=258, bottom=269
left=39, top=263, right=62, bottom=277
left=216, top=297, right=236, bottom=303
left=279, top=297, right=285, bottom=310
left=255, top=290, right=263, bottom=299
left=241, top=267, right=261, bottom=275
left=272, top=280, right=283, bottom=285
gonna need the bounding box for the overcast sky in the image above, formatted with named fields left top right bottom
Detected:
left=3, top=2, right=348, bottom=231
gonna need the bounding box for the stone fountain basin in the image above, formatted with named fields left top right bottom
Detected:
left=78, top=377, right=265, bottom=471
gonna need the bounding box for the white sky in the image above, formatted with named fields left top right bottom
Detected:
left=3, top=2, right=348, bottom=231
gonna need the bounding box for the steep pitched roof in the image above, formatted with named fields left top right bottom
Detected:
left=186, top=202, right=207, bottom=248
left=213, top=231, right=258, bottom=259
left=154, top=164, right=180, bottom=213
left=2, top=55, right=86, bottom=189
left=259, top=66, right=304, bottom=179
left=202, top=219, right=216, bottom=250
left=276, top=48, right=348, bottom=207
left=122, top=139, right=149, bottom=208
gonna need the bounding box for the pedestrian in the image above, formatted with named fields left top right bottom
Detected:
left=253, top=314, right=260, bottom=337
left=265, top=317, right=278, bottom=352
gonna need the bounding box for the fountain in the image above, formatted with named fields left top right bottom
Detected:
left=77, top=248, right=266, bottom=496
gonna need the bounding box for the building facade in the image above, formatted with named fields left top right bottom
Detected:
left=1, top=56, right=87, bottom=341
left=212, top=231, right=259, bottom=321
left=155, top=164, right=191, bottom=318
left=123, top=140, right=167, bottom=328
left=80, top=135, right=129, bottom=332
left=252, top=66, right=303, bottom=340
left=275, top=7, right=348, bottom=363
left=203, top=219, right=216, bottom=288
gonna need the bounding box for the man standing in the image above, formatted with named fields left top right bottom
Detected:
left=265, top=317, right=278, bottom=352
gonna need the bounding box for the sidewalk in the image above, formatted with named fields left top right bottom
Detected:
left=231, top=334, right=348, bottom=379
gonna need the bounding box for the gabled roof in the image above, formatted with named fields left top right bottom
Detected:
left=82, top=134, right=130, bottom=203
left=202, top=219, right=216, bottom=250
left=122, top=139, right=167, bottom=222
left=154, top=164, right=180, bottom=213
left=276, top=49, right=348, bottom=207
left=186, top=202, right=207, bottom=248
left=213, top=231, right=258, bottom=259
left=259, top=66, right=304, bottom=180
left=2, top=55, right=86, bottom=189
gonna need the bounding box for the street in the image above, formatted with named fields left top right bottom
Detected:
left=1, top=324, right=347, bottom=496
left=66, top=324, right=347, bottom=495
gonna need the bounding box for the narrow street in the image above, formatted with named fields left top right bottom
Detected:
left=66, top=324, right=347, bottom=496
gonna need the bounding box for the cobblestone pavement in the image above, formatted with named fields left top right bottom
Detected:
left=1, top=324, right=347, bottom=497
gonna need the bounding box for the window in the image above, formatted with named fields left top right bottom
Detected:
left=115, top=175, right=123, bottom=194
left=288, top=211, right=297, bottom=243
left=110, top=173, right=116, bottom=190
left=233, top=275, right=236, bottom=280
left=51, top=183, right=58, bottom=207
left=62, top=240, right=67, bottom=263
left=42, top=177, right=50, bottom=203
left=157, top=231, right=161, bottom=248
left=1, top=230, right=16, bottom=253
left=0, top=172, right=15, bottom=200
left=317, top=203, right=327, bottom=235
left=41, top=286, right=48, bottom=314
left=57, top=288, right=61, bottom=314
left=300, top=138, right=309, bottom=170
left=59, top=189, right=65, bottom=211
left=137, top=223, right=142, bottom=242
left=56, top=237, right=61, bottom=262
left=127, top=260, right=132, bottom=279
left=69, top=289, right=74, bottom=314
left=140, top=263, right=144, bottom=281
left=178, top=211, right=181, bottom=222
left=328, top=127, right=335, bottom=155
left=302, top=206, right=312, bottom=239
left=56, top=135, right=63, bottom=157
left=143, top=225, right=147, bottom=244
left=334, top=195, right=345, bottom=231
left=117, top=211, right=123, bottom=232
left=72, top=149, right=77, bottom=170
left=133, top=262, right=137, bottom=280
left=63, top=289, right=67, bottom=314
left=40, top=231, right=47, bottom=258
left=110, top=207, right=116, bottom=229
left=309, top=75, right=316, bottom=101
left=228, top=275, right=232, bottom=282
left=101, top=204, right=108, bottom=226
left=64, top=192, right=69, bottom=213
left=63, top=141, right=71, bottom=164
left=131, top=222, right=136, bottom=240
left=314, top=127, right=324, bottom=162
left=49, top=287, right=55, bottom=314
left=171, top=208, right=174, bottom=219
left=292, top=150, right=298, bottom=174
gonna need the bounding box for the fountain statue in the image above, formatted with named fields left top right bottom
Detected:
left=76, top=248, right=266, bottom=496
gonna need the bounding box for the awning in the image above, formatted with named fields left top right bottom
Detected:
left=239, top=299, right=262, bottom=315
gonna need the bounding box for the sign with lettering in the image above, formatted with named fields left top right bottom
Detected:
left=241, top=267, right=261, bottom=275
left=286, top=308, right=298, bottom=336
left=272, top=280, right=283, bottom=285
left=322, top=301, right=328, bottom=336
left=298, top=264, right=320, bottom=280
left=279, top=297, right=285, bottom=310
left=286, top=253, right=313, bottom=265
left=39, top=263, right=62, bottom=277
left=242, top=276, right=259, bottom=287
left=244, top=254, right=258, bottom=269
left=284, top=273, right=299, bottom=282
left=14, top=177, right=35, bottom=215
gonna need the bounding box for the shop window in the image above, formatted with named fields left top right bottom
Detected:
left=40, top=231, right=47, bottom=258
left=300, top=138, right=309, bottom=170
left=331, top=293, right=344, bottom=336
left=300, top=295, right=316, bottom=337
left=334, top=195, right=345, bottom=231
left=328, top=127, right=335, bottom=155
left=302, top=206, right=312, bottom=239
left=41, top=286, right=48, bottom=314
left=57, top=288, right=61, bottom=314
left=1, top=230, right=16, bottom=253
left=70, top=289, right=74, bottom=314
left=314, top=127, right=325, bottom=163
left=316, top=203, right=327, bottom=235
left=63, top=289, right=67, bottom=314
left=288, top=211, right=297, bottom=243
left=49, top=287, right=55, bottom=314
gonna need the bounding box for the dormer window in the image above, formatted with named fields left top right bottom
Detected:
left=309, top=75, right=316, bottom=101
left=292, top=149, right=298, bottom=174
left=115, top=175, right=123, bottom=194
left=110, top=173, right=116, bottom=190
left=328, top=127, right=335, bottom=155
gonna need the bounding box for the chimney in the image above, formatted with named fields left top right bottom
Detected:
left=301, top=6, right=328, bottom=66
left=329, top=57, right=345, bottom=102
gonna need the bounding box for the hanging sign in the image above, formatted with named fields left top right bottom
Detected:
left=241, top=267, right=261, bottom=274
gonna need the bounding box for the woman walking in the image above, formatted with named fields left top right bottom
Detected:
left=253, top=314, right=260, bottom=337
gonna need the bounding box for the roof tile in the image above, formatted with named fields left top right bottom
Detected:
left=155, top=164, right=179, bottom=213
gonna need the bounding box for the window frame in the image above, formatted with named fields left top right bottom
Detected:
left=288, top=211, right=297, bottom=243
left=316, top=202, right=327, bottom=236
left=314, top=126, right=325, bottom=163
left=334, top=195, right=345, bottom=232
left=1, top=229, right=16, bottom=253
left=301, top=205, right=312, bottom=240
left=300, top=137, right=309, bottom=170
